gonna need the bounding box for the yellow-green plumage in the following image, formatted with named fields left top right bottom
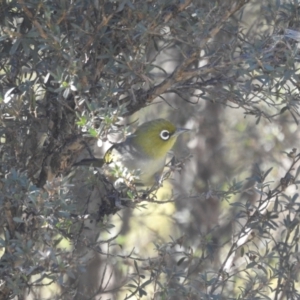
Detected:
left=75, top=119, right=188, bottom=186
left=131, top=119, right=177, bottom=159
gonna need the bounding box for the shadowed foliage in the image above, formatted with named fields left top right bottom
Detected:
left=1, top=0, right=300, bottom=299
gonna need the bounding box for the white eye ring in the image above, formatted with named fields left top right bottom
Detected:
left=160, top=129, right=170, bottom=140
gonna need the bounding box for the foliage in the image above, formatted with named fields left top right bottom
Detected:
left=1, top=0, right=300, bottom=299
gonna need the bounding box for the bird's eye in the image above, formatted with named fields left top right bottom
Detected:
left=160, top=129, right=170, bottom=141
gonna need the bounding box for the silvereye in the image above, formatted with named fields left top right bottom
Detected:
left=76, top=119, right=189, bottom=186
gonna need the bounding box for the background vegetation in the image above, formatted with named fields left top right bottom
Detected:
left=1, top=0, right=300, bottom=299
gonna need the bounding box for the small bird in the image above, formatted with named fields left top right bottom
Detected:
left=75, top=119, right=189, bottom=186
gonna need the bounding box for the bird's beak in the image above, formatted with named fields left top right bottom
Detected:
left=173, top=128, right=190, bottom=137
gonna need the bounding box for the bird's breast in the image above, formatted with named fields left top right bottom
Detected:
left=109, top=144, right=167, bottom=185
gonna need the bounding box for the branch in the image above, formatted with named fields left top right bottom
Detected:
left=121, top=0, right=250, bottom=115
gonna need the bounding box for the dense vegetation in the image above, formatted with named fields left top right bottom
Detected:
left=1, top=0, right=300, bottom=299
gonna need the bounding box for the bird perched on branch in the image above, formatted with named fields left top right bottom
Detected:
left=75, top=118, right=189, bottom=187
